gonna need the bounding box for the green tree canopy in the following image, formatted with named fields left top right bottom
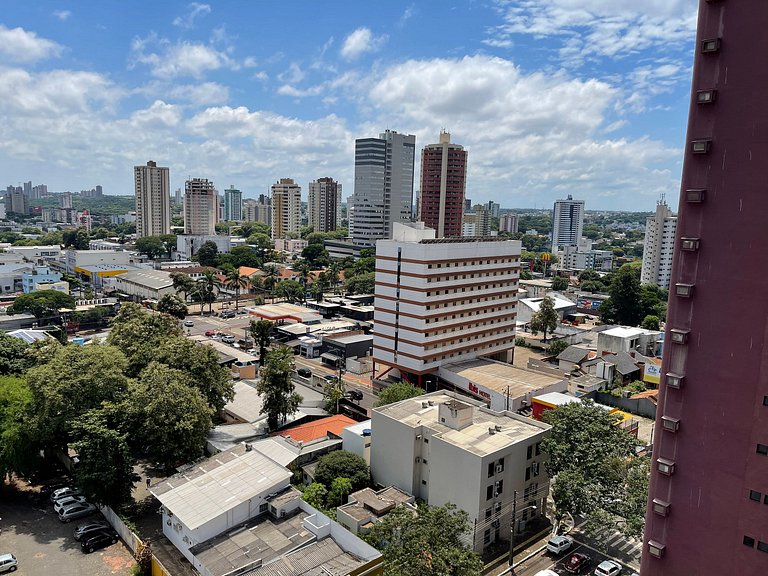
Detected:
left=600, top=264, right=643, bottom=325
left=327, top=476, right=353, bottom=509
left=344, top=271, right=375, bottom=295
left=135, top=236, right=167, bottom=259
left=641, top=315, right=660, bottom=331
left=156, top=293, right=188, bottom=319
left=301, top=243, right=330, bottom=268
left=552, top=276, right=569, bottom=291
left=249, top=319, right=273, bottom=361
left=196, top=240, right=219, bottom=267
left=62, top=228, right=90, bottom=250
left=0, top=375, right=37, bottom=479
left=170, top=272, right=196, bottom=302
left=375, top=381, right=424, bottom=407
left=530, top=295, right=559, bottom=341
left=547, top=339, right=570, bottom=357
left=7, top=291, right=76, bottom=318
left=0, top=333, right=32, bottom=375
left=275, top=279, right=304, bottom=303
left=255, top=346, right=302, bottom=430
left=314, top=450, right=370, bottom=491
left=302, top=482, right=328, bottom=510
left=364, top=503, right=484, bottom=576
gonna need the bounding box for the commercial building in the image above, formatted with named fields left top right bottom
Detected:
left=21, top=266, right=65, bottom=293
left=597, top=326, right=663, bottom=357
left=558, top=244, right=613, bottom=272
left=222, top=185, right=242, bottom=222
left=270, top=178, right=301, bottom=239
left=371, top=392, right=551, bottom=553
left=65, top=249, right=132, bottom=274
left=308, top=177, right=342, bottom=233
left=642, top=3, right=768, bottom=573
left=640, top=199, right=677, bottom=289
left=499, top=212, right=519, bottom=234
left=418, top=131, right=467, bottom=238
left=551, top=195, right=584, bottom=252
left=106, top=269, right=175, bottom=301
left=184, top=178, right=218, bottom=235
left=134, top=160, right=171, bottom=238
left=373, top=223, right=521, bottom=384
left=351, top=130, right=416, bottom=248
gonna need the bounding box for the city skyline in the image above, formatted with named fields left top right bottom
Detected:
left=0, top=1, right=698, bottom=211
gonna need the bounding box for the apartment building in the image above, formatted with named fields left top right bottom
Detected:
left=243, top=194, right=271, bottom=226
left=308, top=177, right=342, bottom=233
left=371, top=392, right=551, bottom=553
left=499, top=213, right=519, bottom=234
left=184, top=178, right=218, bottom=235
left=373, top=223, right=521, bottom=385
left=640, top=199, right=677, bottom=289
left=133, top=160, right=171, bottom=237
left=551, top=195, right=584, bottom=252
left=418, top=131, right=467, bottom=237
left=270, top=178, right=301, bottom=239
left=223, top=185, right=243, bottom=222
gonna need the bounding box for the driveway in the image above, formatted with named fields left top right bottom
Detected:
left=0, top=492, right=135, bottom=576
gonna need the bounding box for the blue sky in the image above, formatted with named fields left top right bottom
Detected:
left=0, top=1, right=698, bottom=210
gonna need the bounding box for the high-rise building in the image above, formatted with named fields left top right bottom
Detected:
left=134, top=161, right=171, bottom=238
left=308, top=177, right=342, bottom=233
left=418, top=131, right=467, bottom=238
left=499, top=213, right=519, bottom=234
left=351, top=129, right=416, bottom=248
left=551, top=195, right=584, bottom=252
left=243, top=194, right=272, bottom=226
left=373, top=222, right=521, bottom=385
left=271, top=178, right=301, bottom=239
left=462, top=205, right=491, bottom=237
left=4, top=186, right=28, bottom=215
left=486, top=200, right=501, bottom=219
left=641, top=3, right=768, bottom=574
left=183, top=178, right=218, bottom=235
left=223, top=186, right=243, bottom=222
left=640, top=199, right=677, bottom=289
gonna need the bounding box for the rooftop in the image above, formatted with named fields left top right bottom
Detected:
left=601, top=326, right=661, bottom=338
left=439, top=358, right=565, bottom=398
left=556, top=345, right=593, bottom=364
left=150, top=445, right=291, bottom=531
left=375, top=392, right=550, bottom=457
left=275, top=415, right=357, bottom=444
left=337, top=486, right=415, bottom=522
left=223, top=381, right=264, bottom=423
left=114, top=269, right=174, bottom=290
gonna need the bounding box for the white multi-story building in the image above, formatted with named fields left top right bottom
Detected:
left=271, top=178, right=302, bottom=239
left=499, top=212, right=519, bottom=234
left=551, top=195, right=584, bottom=252
left=243, top=194, right=271, bottom=225
left=373, top=223, right=521, bottom=384
left=640, top=199, right=677, bottom=288
left=558, top=245, right=613, bottom=271
left=184, top=178, right=218, bottom=236
left=351, top=130, right=416, bottom=248
left=223, top=185, right=242, bottom=222
left=371, top=392, right=551, bottom=553
left=308, top=177, right=342, bottom=233
left=134, top=161, right=171, bottom=238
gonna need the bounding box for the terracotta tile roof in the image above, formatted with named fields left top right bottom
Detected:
left=238, top=266, right=262, bottom=277
left=274, top=415, right=357, bottom=443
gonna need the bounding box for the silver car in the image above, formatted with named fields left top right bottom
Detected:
left=0, top=554, right=17, bottom=573
left=58, top=502, right=97, bottom=523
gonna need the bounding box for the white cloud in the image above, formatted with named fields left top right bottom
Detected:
left=398, top=6, right=416, bottom=28
left=52, top=10, right=71, bottom=21
left=130, top=100, right=182, bottom=128
left=136, top=81, right=229, bottom=106
left=130, top=35, right=238, bottom=78
left=173, top=3, right=211, bottom=29
left=340, top=27, right=388, bottom=61
left=0, top=25, right=63, bottom=63
left=277, top=62, right=305, bottom=84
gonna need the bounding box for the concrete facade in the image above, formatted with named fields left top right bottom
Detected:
left=308, top=177, right=342, bottom=233
left=551, top=195, right=584, bottom=252
left=640, top=199, right=677, bottom=289
left=184, top=178, right=218, bottom=236
left=270, top=178, right=301, bottom=239
left=418, top=131, right=467, bottom=238
left=134, top=160, right=171, bottom=238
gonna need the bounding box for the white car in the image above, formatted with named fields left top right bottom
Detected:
left=54, top=495, right=88, bottom=514
left=0, top=553, right=18, bottom=573
left=546, top=534, right=574, bottom=555
left=534, top=571, right=559, bottom=576
left=594, top=560, right=622, bottom=576
left=183, top=320, right=194, bottom=327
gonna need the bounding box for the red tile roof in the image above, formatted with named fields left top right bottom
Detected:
left=274, top=415, right=357, bottom=443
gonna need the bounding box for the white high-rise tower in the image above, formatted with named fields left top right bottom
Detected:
left=134, top=161, right=171, bottom=238
left=640, top=199, right=677, bottom=289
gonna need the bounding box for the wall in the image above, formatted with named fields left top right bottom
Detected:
left=590, top=391, right=657, bottom=419
left=370, top=411, right=418, bottom=495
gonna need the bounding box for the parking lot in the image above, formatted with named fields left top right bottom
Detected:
left=0, top=490, right=135, bottom=576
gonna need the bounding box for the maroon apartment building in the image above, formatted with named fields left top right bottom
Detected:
left=642, top=1, right=768, bottom=574
left=418, top=131, right=467, bottom=237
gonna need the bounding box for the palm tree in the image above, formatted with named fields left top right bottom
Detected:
left=247, top=274, right=266, bottom=304
left=262, top=264, right=280, bottom=304
left=170, top=272, right=195, bottom=307
left=197, top=270, right=221, bottom=315
left=225, top=269, right=250, bottom=311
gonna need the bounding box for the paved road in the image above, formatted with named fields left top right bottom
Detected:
left=511, top=542, right=637, bottom=576
left=570, top=520, right=642, bottom=572
left=0, top=497, right=135, bottom=576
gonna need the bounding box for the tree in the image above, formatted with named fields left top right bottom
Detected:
left=600, top=264, right=643, bottom=326
left=275, top=279, right=304, bottom=303
left=255, top=346, right=302, bottom=430
left=196, top=270, right=221, bottom=315
left=153, top=337, right=234, bottom=412
left=7, top=291, right=76, bottom=319
left=135, top=236, right=167, bottom=260
left=541, top=400, right=646, bottom=538
left=302, top=482, right=328, bottom=510
left=314, top=450, right=370, bottom=491
left=225, top=269, right=250, bottom=310
left=301, top=243, right=329, bottom=268
left=327, top=476, right=353, bottom=509
left=127, top=362, right=212, bottom=470
left=323, top=378, right=346, bottom=414
left=552, top=276, right=569, bottom=291
left=107, top=302, right=183, bottom=375
left=170, top=272, right=196, bottom=304
left=0, top=376, right=37, bottom=480
left=62, top=228, right=90, bottom=250
left=344, top=271, right=375, bottom=295
left=530, top=295, right=559, bottom=341
left=0, top=333, right=32, bottom=375
left=196, top=240, right=219, bottom=267
left=247, top=232, right=273, bottom=255
left=547, top=339, right=570, bottom=357
left=159, top=234, right=177, bottom=259
left=641, top=315, right=660, bottom=331
left=364, top=503, right=484, bottom=576
left=70, top=407, right=134, bottom=507
left=375, top=381, right=424, bottom=407
left=249, top=319, right=273, bottom=361
left=261, top=264, right=280, bottom=303
left=156, top=294, right=188, bottom=319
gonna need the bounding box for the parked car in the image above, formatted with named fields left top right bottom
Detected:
left=221, top=335, right=236, bottom=344
left=324, top=374, right=338, bottom=383
left=74, top=520, right=113, bottom=541
left=205, top=330, right=216, bottom=337
left=50, top=486, right=82, bottom=503
left=534, top=571, right=559, bottom=576
left=54, top=495, right=88, bottom=514
left=546, top=535, right=574, bottom=555
left=297, top=368, right=312, bottom=378
left=0, top=554, right=17, bottom=573
left=347, top=389, right=363, bottom=401
left=183, top=319, right=194, bottom=327
left=58, top=502, right=97, bottom=523
left=565, top=552, right=592, bottom=574
left=80, top=532, right=118, bottom=554
left=594, top=560, right=622, bottom=576
left=220, top=310, right=236, bottom=319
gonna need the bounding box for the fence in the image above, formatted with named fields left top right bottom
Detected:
left=589, top=391, right=657, bottom=419
left=100, top=505, right=174, bottom=576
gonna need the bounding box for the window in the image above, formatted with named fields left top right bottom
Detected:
left=657, top=458, right=675, bottom=475
left=652, top=499, right=670, bottom=517
left=744, top=536, right=756, bottom=548
left=662, top=416, right=680, bottom=432
left=485, top=508, right=492, bottom=520
left=685, top=189, right=706, bottom=203
left=488, top=462, right=495, bottom=478
left=259, top=503, right=269, bottom=514
left=484, top=529, right=491, bottom=545
left=496, top=480, right=503, bottom=495
left=424, top=438, right=429, bottom=443
left=525, top=467, right=531, bottom=481
left=527, top=445, right=533, bottom=459
left=757, top=444, right=768, bottom=456
left=750, top=490, right=762, bottom=502
left=701, top=38, right=721, bottom=53
left=497, top=458, right=505, bottom=472
left=421, top=479, right=427, bottom=485
left=759, top=541, right=768, bottom=554
left=487, top=485, right=494, bottom=501
left=691, top=139, right=711, bottom=154
left=535, top=442, right=542, bottom=456
left=764, top=396, right=768, bottom=406
left=532, top=462, right=540, bottom=477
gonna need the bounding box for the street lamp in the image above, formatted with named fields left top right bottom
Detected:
left=508, top=490, right=539, bottom=568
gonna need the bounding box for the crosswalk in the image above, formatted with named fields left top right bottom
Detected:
left=590, top=526, right=643, bottom=560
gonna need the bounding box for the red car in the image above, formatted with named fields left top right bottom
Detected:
left=205, top=330, right=216, bottom=337
left=564, top=552, right=591, bottom=574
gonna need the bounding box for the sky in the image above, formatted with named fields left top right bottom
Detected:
left=0, top=1, right=700, bottom=211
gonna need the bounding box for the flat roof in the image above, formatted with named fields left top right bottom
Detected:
left=532, top=392, right=581, bottom=407
left=439, top=359, right=564, bottom=397
left=246, top=303, right=321, bottom=322
left=375, top=392, right=550, bottom=456
left=191, top=335, right=258, bottom=363
left=602, top=326, right=660, bottom=338
left=325, top=333, right=373, bottom=345
left=150, top=447, right=291, bottom=530
left=115, top=269, right=174, bottom=290
left=338, top=486, right=414, bottom=522
left=223, top=381, right=264, bottom=423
